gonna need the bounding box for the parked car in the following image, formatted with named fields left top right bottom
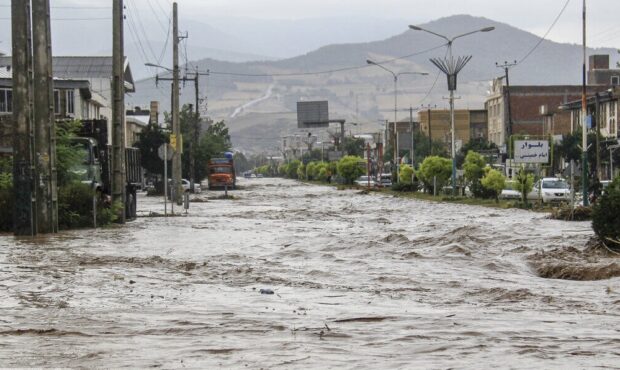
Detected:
left=181, top=179, right=201, bottom=194
left=527, top=177, right=570, bottom=203
left=499, top=181, right=521, bottom=200
left=355, top=175, right=376, bottom=187
left=377, top=173, right=392, bottom=187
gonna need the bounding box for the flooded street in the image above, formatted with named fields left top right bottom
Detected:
left=1, top=178, right=619, bottom=368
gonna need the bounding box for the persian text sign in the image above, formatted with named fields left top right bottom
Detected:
left=514, top=140, right=549, bottom=163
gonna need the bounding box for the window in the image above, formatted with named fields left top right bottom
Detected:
left=0, top=89, right=12, bottom=113
left=53, top=90, right=60, bottom=114
left=66, top=90, right=74, bottom=115
left=611, top=76, right=620, bottom=86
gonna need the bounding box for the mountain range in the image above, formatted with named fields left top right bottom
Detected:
left=128, top=14, right=619, bottom=153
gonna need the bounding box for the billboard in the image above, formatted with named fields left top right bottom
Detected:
left=297, top=101, right=329, bottom=128
left=514, top=140, right=550, bottom=163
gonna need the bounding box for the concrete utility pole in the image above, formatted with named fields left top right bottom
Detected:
left=581, top=0, right=589, bottom=206
left=496, top=61, right=517, bottom=140
left=112, top=0, right=126, bottom=223
left=172, top=2, right=182, bottom=205
left=11, top=0, right=36, bottom=236
left=32, top=0, right=58, bottom=233
left=190, top=72, right=199, bottom=193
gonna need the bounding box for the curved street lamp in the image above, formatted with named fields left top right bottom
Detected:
left=366, top=59, right=427, bottom=182
left=408, top=25, right=494, bottom=195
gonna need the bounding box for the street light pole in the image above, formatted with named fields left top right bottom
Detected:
left=366, top=59, right=427, bottom=182
left=409, top=24, right=494, bottom=195
left=581, top=0, right=589, bottom=206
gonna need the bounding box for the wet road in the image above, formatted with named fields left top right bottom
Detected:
left=1, top=178, right=619, bottom=368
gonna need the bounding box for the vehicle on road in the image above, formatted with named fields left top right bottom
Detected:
left=72, top=119, right=141, bottom=219
left=182, top=179, right=201, bottom=194
left=355, top=175, right=376, bottom=187
left=527, top=177, right=571, bottom=203
left=499, top=181, right=522, bottom=200
left=208, top=153, right=236, bottom=190
left=377, top=173, right=392, bottom=188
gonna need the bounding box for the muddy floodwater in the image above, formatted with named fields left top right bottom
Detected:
left=1, top=178, right=619, bottom=368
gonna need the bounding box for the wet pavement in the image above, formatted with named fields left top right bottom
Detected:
left=1, top=178, right=619, bottom=368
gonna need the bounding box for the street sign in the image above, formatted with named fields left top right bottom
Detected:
left=297, top=101, right=329, bottom=128
left=514, top=140, right=549, bottom=164
left=158, top=143, right=175, bottom=160
left=170, top=134, right=177, bottom=149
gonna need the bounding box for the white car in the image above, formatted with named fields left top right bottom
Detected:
left=181, top=179, right=201, bottom=194
left=355, top=175, right=376, bottom=187
left=499, top=181, right=522, bottom=200
left=528, top=177, right=570, bottom=203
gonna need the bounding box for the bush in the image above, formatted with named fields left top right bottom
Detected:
left=463, top=151, right=491, bottom=198
left=306, top=162, right=317, bottom=180
left=399, top=164, right=414, bottom=184
left=336, top=156, right=365, bottom=184
left=391, top=181, right=418, bottom=192
left=592, top=176, right=620, bottom=248
left=296, top=162, right=306, bottom=180
left=418, top=156, right=452, bottom=194
left=514, top=166, right=535, bottom=204
left=58, top=182, right=120, bottom=230
left=481, top=168, right=506, bottom=202
left=285, top=160, right=301, bottom=179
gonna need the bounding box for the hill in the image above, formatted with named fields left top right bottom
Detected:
left=129, top=14, right=619, bottom=153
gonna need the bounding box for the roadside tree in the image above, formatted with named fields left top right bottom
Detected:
left=418, top=156, right=451, bottom=194
left=481, top=168, right=506, bottom=202
left=514, top=166, right=535, bottom=205
left=337, top=156, right=365, bottom=184
left=592, top=176, right=620, bottom=249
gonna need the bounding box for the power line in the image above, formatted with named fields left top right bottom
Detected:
left=518, top=0, right=571, bottom=65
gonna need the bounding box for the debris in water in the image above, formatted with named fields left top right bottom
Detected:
left=260, top=288, right=274, bottom=295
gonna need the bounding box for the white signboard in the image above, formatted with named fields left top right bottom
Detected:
left=514, top=140, right=549, bottom=163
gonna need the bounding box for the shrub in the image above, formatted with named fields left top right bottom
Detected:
left=399, top=164, right=414, bottom=184
left=592, top=176, right=620, bottom=248
left=481, top=168, right=506, bottom=202
left=514, top=166, right=535, bottom=204
left=336, top=156, right=365, bottom=184
left=277, top=163, right=287, bottom=177
left=296, top=162, right=306, bottom=180
left=285, top=160, right=301, bottom=179
left=418, top=156, right=452, bottom=194
left=57, top=182, right=120, bottom=230
left=463, top=151, right=491, bottom=198
left=306, top=162, right=317, bottom=180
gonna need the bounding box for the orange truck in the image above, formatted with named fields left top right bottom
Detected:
left=207, top=155, right=236, bottom=190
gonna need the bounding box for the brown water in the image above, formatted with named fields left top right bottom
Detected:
left=1, top=178, right=619, bottom=368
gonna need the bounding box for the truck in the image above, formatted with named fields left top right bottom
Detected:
left=71, top=119, right=141, bottom=219
left=207, top=152, right=236, bottom=190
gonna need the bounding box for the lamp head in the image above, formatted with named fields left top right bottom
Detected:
left=481, top=26, right=495, bottom=32
left=409, top=25, right=422, bottom=31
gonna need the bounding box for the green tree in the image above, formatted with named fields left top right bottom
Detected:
left=481, top=168, right=506, bottom=202
left=297, top=162, right=306, bottom=180
left=134, top=121, right=168, bottom=176
left=514, top=166, right=535, bottom=205
left=399, top=164, right=414, bottom=184
left=592, top=175, right=620, bottom=249
left=463, top=150, right=492, bottom=198
left=456, top=138, right=497, bottom=168
left=337, top=155, right=365, bottom=184
left=306, top=162, right=317, bottom=180
left=343, top=137, right=366, bottom=157
left=56, top=120, right=88, bottom=186
left=286, top=160, right=301, bottom=179
left=418, top=156, right=452, bottom=194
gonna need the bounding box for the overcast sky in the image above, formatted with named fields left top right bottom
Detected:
left=174, top=0, right=616, bottom=47
left=1, top=0, right=619, bottom=52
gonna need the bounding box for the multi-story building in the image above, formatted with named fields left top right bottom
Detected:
left=487, top=54, right=619, bottom=147
left=417, top=108, right=488, bottom=152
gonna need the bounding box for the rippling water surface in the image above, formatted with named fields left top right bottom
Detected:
left=1, top=178, right=618, bottom=368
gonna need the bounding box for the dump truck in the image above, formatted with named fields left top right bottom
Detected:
left=207, top=152, right=236, bottom=190
left=72, top=119, right=141, bottom=219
